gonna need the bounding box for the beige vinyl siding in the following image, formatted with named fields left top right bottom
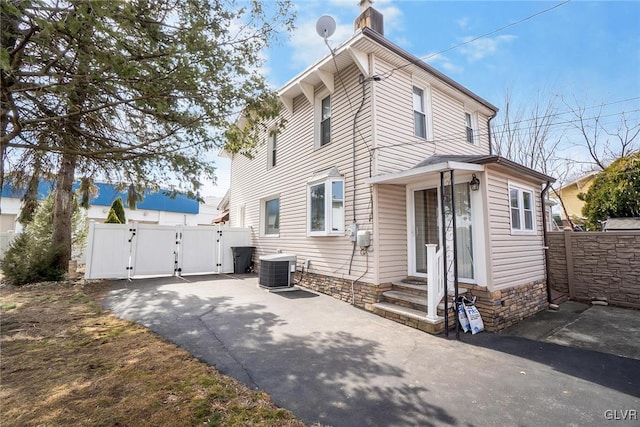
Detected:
left=485, top=167, right=546, bottom=290
left=229, top=63, right=376, bottom=283
left=374, top=184, right=408, bottom=283
left=372, top=57, right=493, bottom=177
left=373, top=60, right=435, bottom=175
left=431, top=87, right=491, bottom=155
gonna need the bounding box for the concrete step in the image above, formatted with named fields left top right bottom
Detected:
left=383, top=290, right=427, bottom=311
left=372, top=302, right=445, bottom=335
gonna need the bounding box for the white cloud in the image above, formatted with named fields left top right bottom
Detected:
left=457, top=16, right=470, bottom=30
left=288, top=17, right=354, bottom=70
left=458, top=35, right=517, bottom=62
left=423, top=52, right=463, bottom=75
left=284, top=0, right=407, bottom=73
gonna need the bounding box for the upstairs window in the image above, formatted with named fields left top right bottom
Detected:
left=413, top=86, right=426, bottom=138
left=267, top=130, right=277, bottom=168
left=465, top=112, right=475, bottom=144
left=320, top=95, right=331, bottom=146
left=509, top=185, right=535, bottom=233
left=307, top=167, right=344, bottom=236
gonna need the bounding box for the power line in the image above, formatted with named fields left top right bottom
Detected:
left=378, top=0, right=572, bottom=79
left=371, top=107, right=639, bottom=152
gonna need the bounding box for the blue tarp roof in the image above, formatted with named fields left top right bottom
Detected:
left=1, top=180, right=199, bottom=214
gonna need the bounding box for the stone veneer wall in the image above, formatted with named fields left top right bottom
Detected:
left=456, top=280, right=548, bottom=332
left=547, top=231, right=640, bottom=309
left=294, top=271, right=390, bottom=311
left=295, top=270, right=547, bottom=333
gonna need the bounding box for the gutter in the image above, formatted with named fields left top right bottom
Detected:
left=541, top=180, right=553, bottom=304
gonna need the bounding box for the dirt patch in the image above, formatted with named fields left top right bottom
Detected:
left=0, top=281, right=305, bottom=426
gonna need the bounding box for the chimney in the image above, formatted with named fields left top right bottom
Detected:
left=354, top=0, right=384, bottom=35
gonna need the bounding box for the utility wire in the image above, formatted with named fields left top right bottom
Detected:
left=371, top=108, right=640, bottom=152
left=378, top=0, right=572, bottom=79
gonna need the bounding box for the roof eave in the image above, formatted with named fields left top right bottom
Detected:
left=361, top=27, right=499, bottom=114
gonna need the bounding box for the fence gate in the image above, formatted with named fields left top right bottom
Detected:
left=84, top=222, right=250, bottom=280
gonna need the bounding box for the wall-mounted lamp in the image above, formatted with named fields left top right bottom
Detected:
left=470, top=174, right=480, bottom=191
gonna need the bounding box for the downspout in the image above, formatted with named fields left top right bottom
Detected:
left=487, top=114, right=496, bottom=155
left=541, top=180, right=553, bottom=304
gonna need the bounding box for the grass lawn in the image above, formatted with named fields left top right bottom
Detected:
left=0, top=281, right=305, bottom=426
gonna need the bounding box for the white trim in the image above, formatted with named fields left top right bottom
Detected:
left=260, top=195, right=280, bottom=238
left=267, top=128, right=277, bottom=170
left=307, top=174, right=345, bottom=237
left=412, top=78, right=433, bottom=141
left=366, top=161, right=484, bottom=185
left=314, top=88, right=331, bottom=149
left=464, top=110, right=479, bottom=145
left=508, top=181, right=537, bottom=235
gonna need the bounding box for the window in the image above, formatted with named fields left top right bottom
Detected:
left=509, top=185, right=535, bottom=233
left=267, top=130, right=277, bottom=168
left=307, top=171, right=344, bottom=236
left=320, top=95, right=331, bottom=146
left=413, top=86, right=426, bottom=138
left=262, top=197, right=280, bottom=236
left=465, top=112, right=475, bottom=144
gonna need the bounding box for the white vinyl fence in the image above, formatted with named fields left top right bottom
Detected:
left=84, top=222, right=251, bottom=280
left=0, top=230, right=16, bottom=260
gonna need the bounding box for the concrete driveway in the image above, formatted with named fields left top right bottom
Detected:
left=104, top=275, right=640, bottom=427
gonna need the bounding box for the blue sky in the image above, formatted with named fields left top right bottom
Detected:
left=204, top=0, right=640, bottom=197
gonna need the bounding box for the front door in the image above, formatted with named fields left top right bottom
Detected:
left=411, top=188, right=439, bottom=276
left=410, top=184, right=474, bottom=280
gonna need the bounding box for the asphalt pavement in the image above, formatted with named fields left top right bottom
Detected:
left=103, top=274, right=640, bottom=427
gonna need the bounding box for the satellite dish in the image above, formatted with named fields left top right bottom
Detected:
left=315, top=15, right=336, bottom=39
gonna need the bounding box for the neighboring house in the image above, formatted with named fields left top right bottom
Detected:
left=0, top=180, right=213, bottom=233
left=224, top=4, right=554, bottom=333
left=551, top=171, right=599, bottom=228
left=603, top=217, right=640, bottom=231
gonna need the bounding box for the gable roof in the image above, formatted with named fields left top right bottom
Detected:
left=278, top=27, right=498, bottom=115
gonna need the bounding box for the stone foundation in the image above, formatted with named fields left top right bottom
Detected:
left=294, top=271, right=389, bottom=311
left=455, top=280, right=548, bottom=332
left=295, top=271, right=548, bottom=333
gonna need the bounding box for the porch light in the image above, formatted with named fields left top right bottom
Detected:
left=469, top=174, right=480, bottom=191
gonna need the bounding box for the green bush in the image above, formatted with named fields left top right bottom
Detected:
left=109, top=197, right=126, bottom=223
left=105, top=209, right=122, bottom=224
left=1, top=232, right=65, bottom=286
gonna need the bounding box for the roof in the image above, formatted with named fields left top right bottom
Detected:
left=367, top=154, right=554, bottom=185
left=212, top=209, right=229, bottom=224
left=278, top=27, right=498, bottom=116
left=1, top=179, right=199, bottom=214
left=557, top=171, right=600, bottom=191
left=603, top=217, right=640, bottom=231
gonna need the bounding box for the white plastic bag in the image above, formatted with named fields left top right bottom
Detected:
left=457, top=301, right=471, bottom=333
left=463, top=302, right=484, bottom=334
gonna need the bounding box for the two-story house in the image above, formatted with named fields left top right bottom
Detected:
left=224, top=4, right=554, bottom=333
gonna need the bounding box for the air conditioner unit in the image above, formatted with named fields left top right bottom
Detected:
left=259, top=253, right=296, bottom=288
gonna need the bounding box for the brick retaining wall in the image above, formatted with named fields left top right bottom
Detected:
left=548, top=230, right=640, bottom=309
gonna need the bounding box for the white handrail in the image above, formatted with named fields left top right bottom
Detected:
left=426, top=244, right=444, bottom=321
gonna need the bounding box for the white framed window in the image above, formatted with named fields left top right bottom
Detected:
left=509, top=184, right=536, bottom=233
left=315, top=90, right=331, bottom=148
left=412, top=83, right=432, bottom=140
left=267, top=129, right=277, bottom=169
left=307, top=169, right=344, bottom=236
left=465, top=111, right=477, bottom=145
left=413, top=86, right=426, bottom=138
left=261, top=197, right=280, bottom=236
